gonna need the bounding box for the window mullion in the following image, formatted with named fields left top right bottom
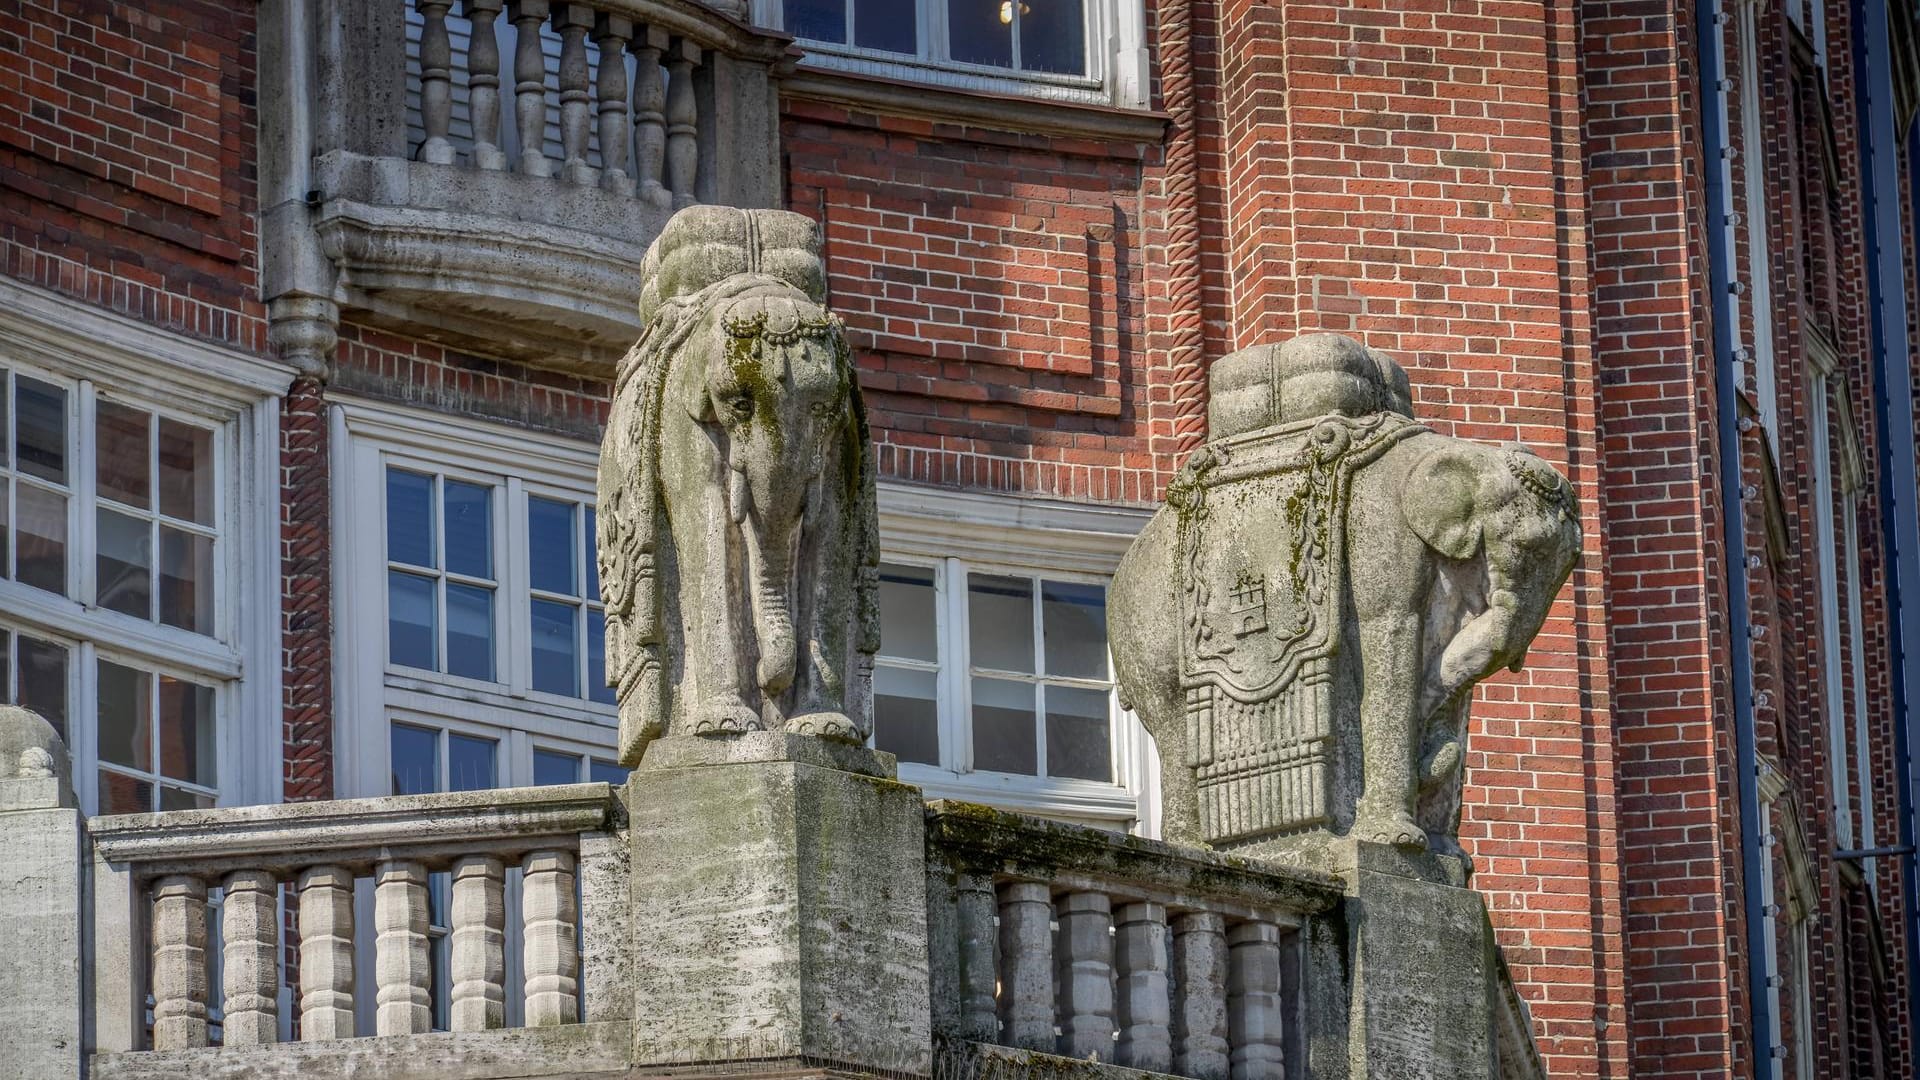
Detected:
left=75, top=381, right=96, bottom=608
left=75, top=640, right=98, bottom=815
left=924, top=0, right=947, bottom=63
left=942, top=557, right=969, bottom=774
left=505, top=477, right=530, bottom=697
left=1030, top=574, right=1045, bottom=778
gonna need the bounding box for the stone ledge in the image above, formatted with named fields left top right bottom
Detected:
left=781, top=67, right=1171, bottom=147
left=924, top=801, right=1343, bottom=916
left=635, top=731, right=897, bottom=779
left=90, top=1021, right=631, bottom=1080
left=933, top=1038, right=1187, bottom=1080
left=89, top=782, right=619, bottom=878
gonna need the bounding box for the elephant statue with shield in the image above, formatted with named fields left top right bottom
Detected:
left=1109, top=333, right=1581, bottom=875
left=597, top=207, right=879, bottom=766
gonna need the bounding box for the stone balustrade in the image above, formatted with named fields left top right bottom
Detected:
left=82, top=783, right=623, bottom=1071
left=923, top=801, right=1344, bottom=1080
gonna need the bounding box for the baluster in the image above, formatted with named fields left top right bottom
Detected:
left=997, top=880, right=1054, bottom=1051
left=221, top=870, right=279, bottom=1046
left=375, top=860, right=431, bottom=1036
left=1116, top=901, right=1172, bottom=1072
left=630, top=27, right=668, bottom=207
left=151, top=875, right=209, bottom=1050
left=664, top=39, right=700, bottom=208
left=1227, top=922, right=1286, bottom=1080
left=956, top=872, right=1001, bottom=1042
left=451, top=855, right=507, bottom=1031
left=1056, top=891, right=1116, bottom=1060
left=1171, top=911, right=1230, bottom=1080
left=463, top=0, right=507, bottom=169
left=297, top=865, right=356, bottom=1040
left=553, top=4, right=594, bottom=185
left=507, top=0, right=551, bottom=177
left=593, top=14, right=632, bottom=194
left=416, top=0, right=456, bottom=164
left=523, top=849, right=579, bottom=1026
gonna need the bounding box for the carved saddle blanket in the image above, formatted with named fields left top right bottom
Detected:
left=1170, top=411, right=1424, bottom=842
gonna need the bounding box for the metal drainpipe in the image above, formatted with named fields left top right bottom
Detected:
left=1859, top=0, right=1920, bottom=1049
left=1695, top=0, right=1780, bottom=1073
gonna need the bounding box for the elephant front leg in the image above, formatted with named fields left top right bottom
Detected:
left=783, top=491, right=862, bottom=745
left=1353, top=609, right=1427, bottom=849
left=676, top=478, right=761, bottom=736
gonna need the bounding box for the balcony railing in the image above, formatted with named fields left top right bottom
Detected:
left=82, top=784, right=625, bottom=1078
left=269, top=0, right=791, bottom=373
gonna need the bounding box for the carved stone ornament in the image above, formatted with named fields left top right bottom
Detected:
left=1110, top=334, right=1581, bottom=874
left=597, top=206, right=880, bottom=766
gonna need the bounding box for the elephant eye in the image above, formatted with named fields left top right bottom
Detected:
left=726, top=395, right=754, bottom=420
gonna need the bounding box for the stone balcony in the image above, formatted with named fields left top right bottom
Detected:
left=263, top=0, right=790, bottom=374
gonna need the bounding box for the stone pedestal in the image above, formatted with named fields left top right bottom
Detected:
left=627, top=733, right=932, bottom=1074
left=1335, top=841, right=1496, bottom=1080
left=0, top=709, right=83, bottom=1080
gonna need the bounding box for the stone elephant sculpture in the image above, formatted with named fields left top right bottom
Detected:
left=597, top=207, right=880, bottom=766
left=1109, top=334, right=1581, bottom=861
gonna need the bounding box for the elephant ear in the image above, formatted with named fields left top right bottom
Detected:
left=1400, top=444, right=1486, bottom=561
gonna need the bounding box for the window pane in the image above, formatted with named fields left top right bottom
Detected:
left=158, top=419, right=214, bottom=525
left=785, top=0, right=846, bottom=42
left=855, top=0, right=915, bottom=53
left=16, top=483, right=66, bottom=594
left=443, top=481, right=492, bottom=579
left=879, top=563, right=938, bottom=663
left=97, top=508, right=152, bottom=619
left=391, top=722, right=439, bottom=795
left=447, top=733, right=496, bottom=791
left=446, top=583, right=495, bottom=680
left=159, top=786, right=215, bottom=811
left=98, top=770, right=152, bottom=814
left=531, top=599, right=580, bottom=696
left=587, top=608, right=615, bottom=705
left=950, top=0, right=1013, bottom=67
left=968, top=574, right=1033, bottom=673
left=387, top=469, right=436, bottom=568
left=588, top=759, right=625, bottom=786
left=158, top=675, right=216, bottom=787
left=16, top=377, right=66, bottom=485
left=0, top=371, right=9, bottom=467
left=875, top=665, right=939, bottom=765
left=584, top=508, right=600, bottom=599
left=1021, top=0, right=1085, bottom=75
left=97, top=659, right=152, bottom=773
left=18, top=635, right=67, bottom=742
left=0, top=480, right=10, bottom=575
left=1042, top=580, right=1107, bottom=678
left=1045, top=685, right=1110, bottom=781
left=159, top=527, right=214, bottom=635
left=533, top=749, right=580, bottom=786
left=95, top=400, right=152, bottom=510
left=972, top=676, right=1036, bottom=774
left=389, top=570, right=438, bottom=670
left=528, top=497, right=577, bottom=595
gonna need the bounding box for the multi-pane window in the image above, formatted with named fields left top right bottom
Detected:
left=532, top=747, right=625, bottom=787
left=0, top=626, right=70, bottom=741
left=94, top=658, right=217, bottom=813
left=872, top=559, right=1120, bottom=794
left=387, top=467, right=496, bottom=681
left=781, top=0, right=1091, bottom=76
left=3, top=371, right=71, bottom=595
left=527, top=497, right=612, bottom=704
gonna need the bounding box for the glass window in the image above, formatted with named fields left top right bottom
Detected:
left=778, top=0, right=1093, bottom=81
left=532, top=747, right=625, bottom=787
left=871, top=558, right=1118, bottom=789
left=526, top=497, right=610, bottom=704
left=386, top=467, right=497, bottom=681
left=94, top=657, right=217, bottom=814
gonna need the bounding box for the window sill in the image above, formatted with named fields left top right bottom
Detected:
left=899, top=762, right=1142, bottom=825
left=780, top=64, right=1170, bottom=146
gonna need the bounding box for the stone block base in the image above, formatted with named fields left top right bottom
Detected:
left=1337, top=841, right=1496, bottom=1080
left=627, top=734, right=932, bottom=1074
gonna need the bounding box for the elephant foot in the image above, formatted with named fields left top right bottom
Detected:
left=785, top=710, right=862, bottom=745
left=1352, top=805, right=1428, bottom=850
left=689, top=695, right=764, bottom=737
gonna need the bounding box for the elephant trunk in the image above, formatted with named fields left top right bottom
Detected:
left=749, top=521, right=798, bottom=700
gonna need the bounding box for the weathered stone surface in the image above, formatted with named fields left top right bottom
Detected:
left=0, top=805, right=84, bottom=1079
left=1337, top=841, right=1496, bottom=1080
left=598, top=206, right=880, bottom=766
left=88, top=1021, right=633, bottom=1080
left=1109, top=333, right=1582, bottom=871
left=627, top=753, right=931, bottom=1073
left=0, top=705, right=73, bottom=811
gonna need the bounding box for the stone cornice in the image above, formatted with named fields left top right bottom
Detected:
left=781, top=66, right=1172, bottom=146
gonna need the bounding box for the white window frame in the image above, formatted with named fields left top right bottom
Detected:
left=1739, top=0, right=1781, bottom=442
left=1807, top=357, right=1852, bottom=852
left=0, top=277, right=289, bottom=812
left=877, top=483, right=1157, bottom=833
left=754, top=0, right=1151, bottom=109
left=333, top=398, right=616, bottom=798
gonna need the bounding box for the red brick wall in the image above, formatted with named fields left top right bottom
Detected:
left=0, top=0, right=265, bottom=353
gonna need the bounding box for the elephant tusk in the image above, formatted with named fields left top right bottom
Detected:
left=728, top=463, right=749, bottom=525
